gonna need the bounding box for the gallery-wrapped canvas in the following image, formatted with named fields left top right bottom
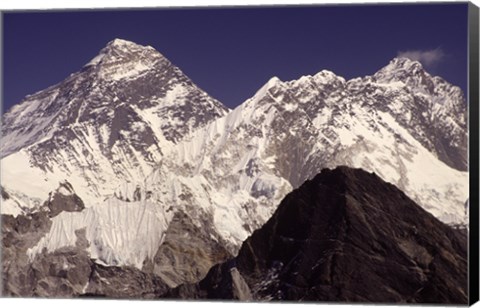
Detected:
left=1, top=1, right=479, bottom=306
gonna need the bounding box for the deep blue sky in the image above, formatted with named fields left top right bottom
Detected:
left=2, top=3, right=469, bottom=111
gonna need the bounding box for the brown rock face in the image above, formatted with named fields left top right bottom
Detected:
left=2, top=211, right=94, bottom=297
left=166, top=167, right=468, bottom=304
left=2, top=212, right=52, bottom=296
left=83, top=263, right=168, bottom=299
left=29, top=248, right=93, bottom=297
left=2, top=211, right=170, bottom=298
left=163, top=260, right=252, bottom=300
left=145, top=210, right=232, bottom=288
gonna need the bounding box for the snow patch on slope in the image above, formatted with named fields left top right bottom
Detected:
left=28, top=197, right=173, bottom=268
left=1, top=198, right=23, bottom=217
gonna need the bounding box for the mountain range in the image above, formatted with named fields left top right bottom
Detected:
left=0, top=39, right=469, bottom=302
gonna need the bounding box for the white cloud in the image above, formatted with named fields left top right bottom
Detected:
left=397, top=48, right=445, bottom=67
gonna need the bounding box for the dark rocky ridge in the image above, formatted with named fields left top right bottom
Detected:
left=166, top=166, right=468, bottom=303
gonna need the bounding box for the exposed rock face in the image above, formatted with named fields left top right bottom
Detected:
left=83, top=263, right=168, bottom=299
left=44, top=181, right=85, bottom=217
left=167, top=167, right=468, bottom=304
left=2, top=210, right=170, bottom=298
left=1, top=186, right=10, bottom=200
left=2, top=212, right=52, bottom=296
left=144, top=210, right=232, bottom=288
left=28, top=247, right=93, bottom=297
left=2, top=211, right=94, bottom=297
left=163, top=260, right=252, bottom=300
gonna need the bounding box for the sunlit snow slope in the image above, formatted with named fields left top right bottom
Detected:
left=1, top=38, right=228, bottom=212
left=172, top=58, right=468, bottom=234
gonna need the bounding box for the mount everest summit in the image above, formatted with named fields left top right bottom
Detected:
left=1, top=39, right=227, bottom=205
left=0, top=39, right=469, bottom=297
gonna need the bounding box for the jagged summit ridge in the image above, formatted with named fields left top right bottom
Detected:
left=371, top=57, right=468, bottom=171
left=380, top=57, right=424, bottom=72
left=172, top=53, right=468, bottom=232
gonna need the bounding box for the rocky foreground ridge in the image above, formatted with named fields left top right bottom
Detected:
left=165, top=167, right=468, bottom=304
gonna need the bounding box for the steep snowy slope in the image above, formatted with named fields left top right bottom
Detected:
left=365, top=58, right=467, bottom=171
left=1, top=38, right=228, bottom=211
left=171, top=57, right=468, bottom=235
left=3, top=168, right=177, bottom=291
left=27, top=167, right=176, bottom=269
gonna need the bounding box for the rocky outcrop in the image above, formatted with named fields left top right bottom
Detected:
left=2, top=211, right=52, bottom=296
left=43, top=181, right=85, bottom=217
left=166, top=167, right=468, bottom=304
left=28, top=247, right=93, bottom=297
left=2, top=211, right=94, bottom=297
left=1, top=186, right=10, bottom=200
left=163, top=260, right=252, bottom=300
left=2, top=210, right=170, bottom=298
left=143, top=210, right=231, bottom=288
left=83, top=263, right=168, bottom=299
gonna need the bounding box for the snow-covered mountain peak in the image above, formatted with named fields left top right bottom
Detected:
left=190, top=56, right=468, bottom=223
left=263, top=76, right=282, bottom=91
left=84, top=38, right=164, bottom=71
left=373, top=57, right=430, bottom=86
left=1, top=49, right=469, bottom=277
left=267, top=76, right=281, bottom=84
left=312, top=69, right=345, bottom=84
left=1, top=38, right=229, bottom=212
left=383, top=57, right=424, bottom=72
left=102, top=38, right=158, bottom=56
left=108, top=38, right=148, bottom=49
left=393, top=56, right=422, bottom=66
left=246, top=76, right=283, bottom=105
